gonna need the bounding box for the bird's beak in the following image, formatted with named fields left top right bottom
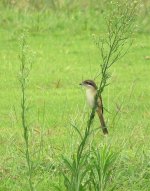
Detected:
left=79, top=82, right=84, bottom=86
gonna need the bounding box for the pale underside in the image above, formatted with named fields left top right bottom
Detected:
left=85, top=88, right=102, bottom=109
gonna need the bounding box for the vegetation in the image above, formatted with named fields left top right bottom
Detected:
left=0, top=0, right=150, bottom=191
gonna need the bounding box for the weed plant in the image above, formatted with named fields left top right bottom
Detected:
left=61, top=1, right=137, bottom=191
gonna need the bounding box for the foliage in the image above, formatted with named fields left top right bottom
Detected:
left=61, top=1, right=137, bottom=191
left=0, top=0, right=150, bottom=191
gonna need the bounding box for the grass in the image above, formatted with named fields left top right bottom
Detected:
left=0, top=2, right=150, bottom=191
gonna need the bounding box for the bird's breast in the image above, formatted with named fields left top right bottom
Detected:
left=86, top=89, right=97, bottom=108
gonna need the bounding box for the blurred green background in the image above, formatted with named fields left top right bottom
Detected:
left=0, top=0, right=150, bottom=190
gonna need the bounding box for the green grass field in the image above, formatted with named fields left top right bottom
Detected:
left=0, top=1, right=150, bottom=191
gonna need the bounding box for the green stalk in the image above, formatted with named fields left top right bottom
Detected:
left=19, top=34, right=34, bottom=191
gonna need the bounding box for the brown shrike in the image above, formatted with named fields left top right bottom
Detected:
left=80, top=80, right=108, bottom=135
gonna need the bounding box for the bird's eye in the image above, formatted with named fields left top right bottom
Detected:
left=87, top=82, right=92, bottom=86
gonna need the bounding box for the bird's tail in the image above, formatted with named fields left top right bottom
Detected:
left=97, top=110, right=108, bottom=135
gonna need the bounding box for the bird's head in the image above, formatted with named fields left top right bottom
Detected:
left=79, top=80, right=97, bottom=90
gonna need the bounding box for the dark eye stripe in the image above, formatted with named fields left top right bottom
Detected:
left=83, top=80, right=97, bottom=89
left=87, top=81, right=97, bottom=89
left=87, top=82, right=93, bottom=86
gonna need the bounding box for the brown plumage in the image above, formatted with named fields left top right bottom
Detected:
left=97, top=99, right=108, bottom=134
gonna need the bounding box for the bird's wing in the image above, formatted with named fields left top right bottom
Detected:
left=97, top=95, right=103, bottom=114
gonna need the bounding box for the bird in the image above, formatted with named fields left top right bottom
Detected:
left=80, top=79, right=108, bottom=135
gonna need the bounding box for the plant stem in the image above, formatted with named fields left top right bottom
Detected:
left=20, top=34, right=34, bottom=191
